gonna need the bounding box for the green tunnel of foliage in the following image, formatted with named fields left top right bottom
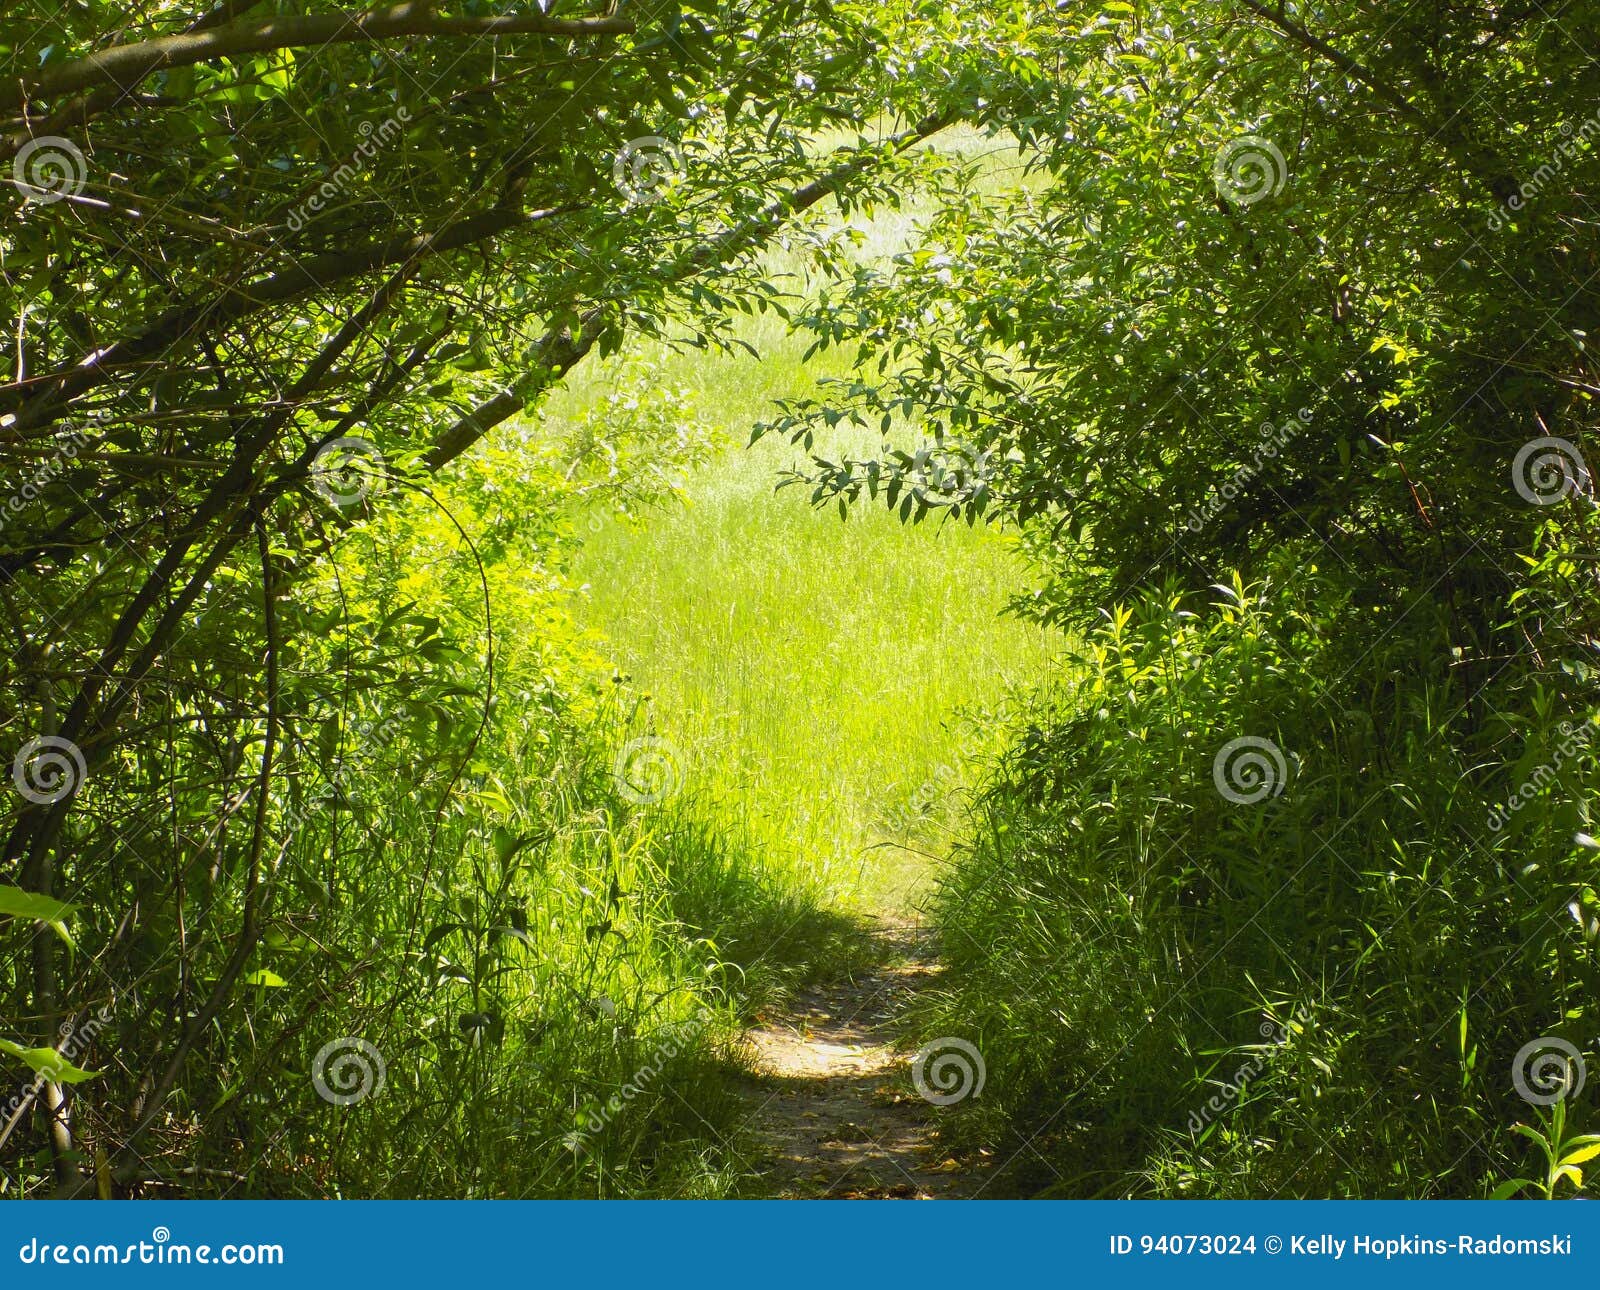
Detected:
left=4, top=0, right=1600, bottom=1200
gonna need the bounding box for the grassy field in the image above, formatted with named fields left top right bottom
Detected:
left=572, top=411, right=1054, bottom=917
left=546, top=128, right=1057, bottom=935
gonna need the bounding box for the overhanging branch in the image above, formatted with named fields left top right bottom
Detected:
left=2, top=204, right=572, bottom=431
left=423, top=109, right=961, bottom=473
left=3, top=2, right=634, bottom=114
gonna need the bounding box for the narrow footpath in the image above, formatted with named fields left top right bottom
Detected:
left=739, top=921, right=995, bottom=1198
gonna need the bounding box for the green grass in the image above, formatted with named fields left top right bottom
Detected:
left=548, top=125, right=1057, bottom=937
left=564, top=358, right=1055, bottom=926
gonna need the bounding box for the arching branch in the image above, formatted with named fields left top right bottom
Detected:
left=423, top=109, right=960, bottom=472
left=3, top=2, right=634, bottom=116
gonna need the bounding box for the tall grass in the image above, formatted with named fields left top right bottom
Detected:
left=561, top=368, right=1055, bottom=925
left=204, top=127, right=1054, bottom=1200
left=919, top=565, right=1600, bottom=1198
left=550, top=128, right=1056, bottom=929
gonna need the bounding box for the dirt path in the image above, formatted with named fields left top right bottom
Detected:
left=739, top=920, right=995, bottom=1198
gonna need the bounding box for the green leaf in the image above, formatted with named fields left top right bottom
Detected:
left=0, top=885, right=77, bottom=924
left=1510, top=1123, right=1550, bottom=1148
left=0, top=1038, right=100, bottom=1083
left=241, top=969, right=286, bottom=988
left=0, top=884, right=79, bottom=947
left=1558, top=1140, right=1600, bottom=1167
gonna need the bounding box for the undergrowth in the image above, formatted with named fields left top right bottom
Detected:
left=923, top=557, right=1600, bottom=1199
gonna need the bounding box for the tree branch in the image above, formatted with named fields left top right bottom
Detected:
left=1233, top=0, right=1519, bottom=204
left=423, top=110, right=960, bottom=473
left=1, top=204, right=570, bottom=430
left=3, top=2, right=634, bottom=113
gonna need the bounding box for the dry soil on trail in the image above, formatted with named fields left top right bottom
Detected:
left=738, top=921, right=996, bottom=1199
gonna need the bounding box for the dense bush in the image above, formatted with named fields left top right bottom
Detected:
left=0, top=366, right=826, bottom=1196
left=925, top=559, right=1599, bottom=1197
